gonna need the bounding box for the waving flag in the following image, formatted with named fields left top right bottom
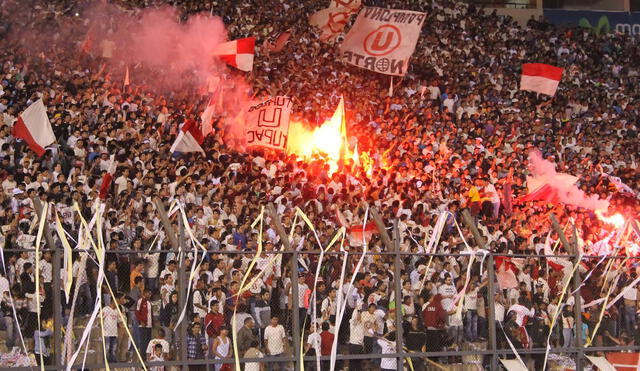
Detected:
left=170, top=120, right=205, bottom=154
left=12, top=99, right=56, bottom=157
left=212, top=37, right=256, bottom=72
left=309, top=0, right=361, bottom=43
left=520, top=63, right=563, bottom=96
left=264, top=30, right=292, bottom=53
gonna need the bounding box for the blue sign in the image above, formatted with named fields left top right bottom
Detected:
left=543, top=9, right=640, bottom=35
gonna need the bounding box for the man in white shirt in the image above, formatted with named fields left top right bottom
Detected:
left=159, top=260, right=178, bottom=284
left=264, top=316, right=287, bottom=371
left=40, top=251, right=52, bottom=292
left=102, top=298, right=120, bottom=362
left=114, top=168, right=129, bottom=197
left=377, top=333, right=397, bottom=371
left=484, top=180, right=500, bottom=219
left=304, top=324, right=321, bottom=370
left=349, top=308, right=365, bottom=362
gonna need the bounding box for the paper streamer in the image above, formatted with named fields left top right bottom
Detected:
left=34, top=202, right=47, bottom=370
left=586, top=274, right=619, bottom=347
left=67, top=205, right=107, bottom=371
left=498, top=321, right=527, bottom=370
left=54, top=212, right=74, bottom=299
left=329, top=207, right=370, bottom=371
left=324, top=228, right=346, bottom=371
left=95, top=205, right=111, bottom=371
left=172, top=203, right=209, bottom=331
left=542, top=257, right=582, bottom=371
left=232, top=207, right=264, bottom=371
left=62, top=224, right=86, bottom=365
left=418, top=210, right=448, bottom=291
left=68, top=203, right=147, bottom=371
left=570, top=255, right=607, bottom=297
left=605, top=274, right=640, bottom=310
left=0, top=249, right=29, bottom=356
left=295, top=206, right=337, bottom=371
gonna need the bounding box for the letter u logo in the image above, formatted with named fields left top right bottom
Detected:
left=363, top=25, right=402, bottom=56
left=371, top=32, right=393, bottom=51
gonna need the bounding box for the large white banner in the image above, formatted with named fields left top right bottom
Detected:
left=245, top=96, right=292, bottom=151
left=340, top=7, right=426, bottom=76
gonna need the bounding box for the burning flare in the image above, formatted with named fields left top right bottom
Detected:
left=287, top=97, right=349, bottom=174
left=595, top=210, right=625, bottom=229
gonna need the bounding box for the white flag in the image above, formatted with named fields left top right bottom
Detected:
left=340, top=7, right=426, bottom=76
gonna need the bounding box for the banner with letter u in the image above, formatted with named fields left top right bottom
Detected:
left=245, top=96, right=292, bottom=151
left=340, top=7, right=425, bottom=76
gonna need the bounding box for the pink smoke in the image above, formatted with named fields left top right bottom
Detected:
left=81, top=1, right=252, bottom=147
left=527, top=149, right=609, bottom=211
left=83, top=3, right=229, bottom=89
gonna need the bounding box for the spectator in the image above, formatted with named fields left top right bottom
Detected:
left=102, top=296, right=120, bottom=362
left=244, top=340, right=265, bottom=371
left=319, top=321, right=334, bottom=371
left=146, top=328, right=170, bottom=362
left=186, top=322, right=207, bottom=371
left=211, top=326, right=232, bottom=371
left=136, top=288, right=153, bottom=356
left=236, top=317, right=258, bottom=359
left=263, top=316, right=286, bottom=371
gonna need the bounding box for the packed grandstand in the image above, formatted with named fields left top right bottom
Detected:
left=0, top=0, right=638, bottom=370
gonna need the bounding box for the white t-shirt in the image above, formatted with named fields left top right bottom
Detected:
left=307, top=332, right=321, bottom=354
left=377, top=339, right=397, bottom=370
left=484, top=183, right=500, bottom=203
left=146, top=338, right=170, bottom=355
left=623, top=285, right=638, bottom=301
left=40, top=259, right=52, bottom=283
left=102, top=305, right=119, bottom=337
left=264, top=324, right=286, bottom=355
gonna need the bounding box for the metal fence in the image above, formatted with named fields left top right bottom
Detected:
left=1, top=204, right=639, bottom=370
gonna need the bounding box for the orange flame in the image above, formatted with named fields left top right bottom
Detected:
left=287, top=97, right=349, bottom=174
left=595, top=210, right=625, bottom=229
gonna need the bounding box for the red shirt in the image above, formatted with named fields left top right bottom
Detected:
left=422, top=295, right=446, bottom=329
left=320, top=330, right=334, bottom=356
left=204, top=312, right=225, bottom=337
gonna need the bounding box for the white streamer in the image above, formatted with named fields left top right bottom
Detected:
left=329, top=207, right=370, bottom=371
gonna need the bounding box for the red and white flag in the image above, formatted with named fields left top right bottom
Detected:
left=200, top=94, right=217, bottom=137
left=98, top=155, right=116, bottom=200
left=12, top=99, right=56, bottom=157
left=212, top=37, right=256, bottom=72
left=170, top=120, right=205, bottom=154
left=310, top=0, right=362, bottom=42
left=520, top=63, right=564, bottom=96
left=348, top=222, right=377, bottom=242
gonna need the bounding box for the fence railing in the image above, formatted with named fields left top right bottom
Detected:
left=1, top=201, right=638, bottom=370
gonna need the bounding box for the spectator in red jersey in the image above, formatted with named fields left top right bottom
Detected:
left=319, top=321, right=334, bottom=371
left=422, top=293, right=447, bottom=353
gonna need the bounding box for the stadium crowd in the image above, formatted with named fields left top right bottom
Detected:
left=0, top=0, right=639, bottom=369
